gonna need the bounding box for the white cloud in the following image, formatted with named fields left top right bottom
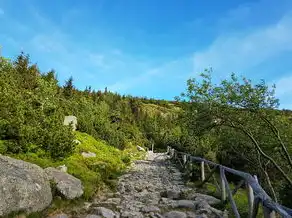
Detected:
left=274, top=75, right=292, bottom=97
left=108, top=68, right=159, bottom=92
left=108, top=58, right=193, bottom=93
left=193, top=12, right=292, bottom=75
left=30, top=34, right=67, bottom=53
left=89, top=54, right=105, bottom=67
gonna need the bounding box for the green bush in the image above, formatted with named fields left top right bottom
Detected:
left=0, top=140, right=7, bottom=153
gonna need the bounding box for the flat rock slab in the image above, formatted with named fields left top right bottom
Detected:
left=45, top=167, right=83, bottom=199
left=164, top=211, right=187, bottom=218
left=91, top=207, right=117, bottom=218
left=176, top=199, right=196, bottom=209
left=82, top=151, right=96, bottom=158
left=187, top=192, right=221, bottom=206
left=86, top=215, right=102, bottom=218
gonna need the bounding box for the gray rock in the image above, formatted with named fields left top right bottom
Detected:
left=82, top=151, right=97, bottom=158
left=195, top=201, right=224, bottom=217
left=91, top=207, right=116, bottom=218
left=185, top=211, right=198, bottom=218
left=137, top=146, right=145, bottom=151
left=112, top=152, right=225, bottom=218
left=163, top=211, right=187, bottom=218
left=56, top=164, right=67, bottom=173
left=63, top=115, right=77, bottom=131
left=83, top=202, right=92, bottom=210
left=86, top=215, right=102, bottom=218
left=141, top=205, right=160, bottom=213
left=188, top=193, right=220, bottom=206
left=0, top=155, right=52, bottom=216
left=176, top=200, right=196, bottom=209
left=120, top=210, right=144, bottom=218
left=162, top=190, right=181, bottom=199
left=193, top=214, right=208, bottom=218
left=103, top=198, right=121, bottom=205
left=44, top=167, right=83, bottom=199
left=153, top=213, right=163, bottom=218
left=49, top=213, right=68, bottom=218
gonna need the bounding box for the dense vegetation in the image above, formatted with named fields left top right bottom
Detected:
left=176, top=70, right=292, bottom=209
left=1, top=52, right=292, bottom=210
left=0, top=53, right=182, bottom=199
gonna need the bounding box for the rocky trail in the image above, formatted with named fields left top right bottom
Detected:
left=75, top=152, right=227, bottom=218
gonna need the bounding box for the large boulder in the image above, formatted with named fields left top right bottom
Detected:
left=0, top=155, right=52, bottom=216
left=44, top=167, right=83, bottom=199
left=63, top=115, right=77, bottom=131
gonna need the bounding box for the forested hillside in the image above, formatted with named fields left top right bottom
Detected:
left=0, top=53, right=184, bottom=201
left=1, top=52, right=292, bottom=209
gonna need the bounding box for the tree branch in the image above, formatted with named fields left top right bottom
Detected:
left=259, top=114, right=292, bottom=168
left=227, top=122, right=292, bottom=186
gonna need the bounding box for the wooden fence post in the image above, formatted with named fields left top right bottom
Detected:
left=183, top=154, right=187, bottom=167
left=170, top=149, right=174, bottom=158
left=201, top=161, right=205, bottom=181
left=247, top=181, right=254, bottom=218
left=220, top=167, right=226, bottom=202
left=189, top=158, right=194, bottom=179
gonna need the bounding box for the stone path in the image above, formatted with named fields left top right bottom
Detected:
left=83, top=152, right=227, bottom=218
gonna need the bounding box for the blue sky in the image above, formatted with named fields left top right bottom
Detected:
left=1, top=0, right=292, bottom=108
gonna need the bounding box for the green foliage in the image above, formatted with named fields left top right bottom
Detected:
left=5, top=51, right=291, bottom=212
left=0, top=54, right=75, bottom=158
left=179, top=69, right=292, bottom=207
left=2, top=52, right=177, bottom=200
left=0, top=140, right=7, bottom=153
left=12, top=131, right=141, bottom=200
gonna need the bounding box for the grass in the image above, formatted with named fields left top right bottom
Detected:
left=204, top=182, right=264, bottom=217
left=4, top=131, right=145, bottom=217
left=10, top=131, right=144, bottom=200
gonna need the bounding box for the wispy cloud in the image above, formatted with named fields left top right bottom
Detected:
left=108, top=68, right=160, bottom=92
left=108, top=57, right=193, bottom=94
left=275, top=75, right=292, bottom=96
left=193, top=12, right=292, bottom=75
left=89, top=54, right=106, bottom=68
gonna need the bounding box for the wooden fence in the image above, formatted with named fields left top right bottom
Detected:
left=167, top=146, right=292, bottom=218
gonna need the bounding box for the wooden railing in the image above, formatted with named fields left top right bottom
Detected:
left=167, top=146, right=292, bottom=218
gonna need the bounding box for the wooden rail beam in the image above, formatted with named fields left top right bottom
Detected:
left=169, top=148, right=292, bottom=217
